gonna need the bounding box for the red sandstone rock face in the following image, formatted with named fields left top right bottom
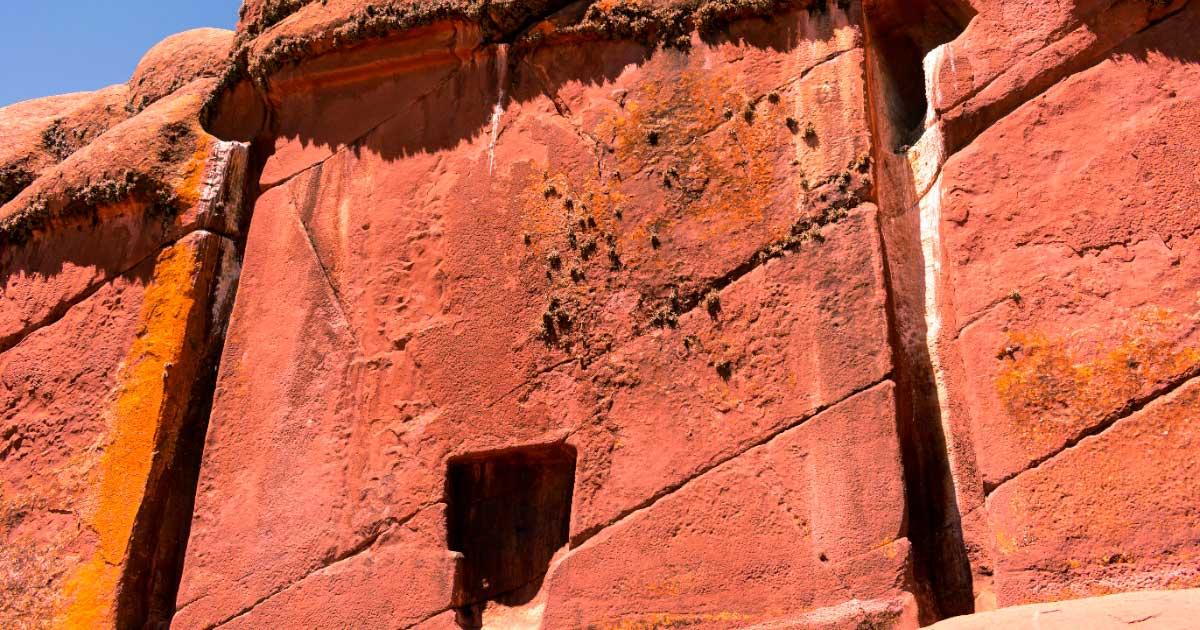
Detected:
left=2, top=0, right=1199, bottom=627
left=900, top=0, right=1200, bottom=611
left=929, top=589, right=1200, bottom=629
left=128, top=28, right=234, bottom=112
left=0, top=85, right=129, bottom=206
left=176, top=5, right=921, bottom=627
left=0, top=35, right=249, bottom=628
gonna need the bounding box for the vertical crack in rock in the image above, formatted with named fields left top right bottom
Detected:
left=862, top=0, right=975, bottom=622
left=112, top=140, right=257, bottom=628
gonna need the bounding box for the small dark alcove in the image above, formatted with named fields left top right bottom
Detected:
left=866, top=0, right=977, bottom=150
left=446, top=443, right=577, bottom=628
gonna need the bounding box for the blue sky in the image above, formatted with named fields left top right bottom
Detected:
left=0, top=1, right=241, bottom=107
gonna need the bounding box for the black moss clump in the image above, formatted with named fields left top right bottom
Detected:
left=714, top=359, right=733, bottom=380
left=0, top=164, right=36, bottom=207
left=704, top=293, right=721, bottom=317
left=157, top=121, right=196, bottom=163
left=40, top=120, right=75, bottom=162
left=0, top=171, right=182, bottom=251
left=539, top=296, right=577, bottom=343
left=563, top=0, right=810, bottom=50
left=242, top=0, right=321, bottom=40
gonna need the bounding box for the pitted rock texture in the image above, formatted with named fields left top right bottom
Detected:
left=929, top=589, right=1200, bottom=629
left=128, top=28, right=235, bottom=112
left=0, top=33, right=248, bottom=630
left=175, top=5, right=920, bottom=628
left=2, top=0, right=1199, bottom=628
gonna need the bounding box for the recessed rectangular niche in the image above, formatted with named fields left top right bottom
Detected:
left=446, top=443, right=576, bottom=627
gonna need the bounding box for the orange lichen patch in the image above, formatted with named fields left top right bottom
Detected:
left=988, top=368, right=1200, bottom=604
left=174, top=129, right=213, bottom=209
left=0, top=448, right=104, bottom=625
left=1024, top=549, right=1200, bottom=607
left=995, top=306, right=1200, bottom=446
left=519, top=165, right=629, bottom=256
left=598, top=65, right=799, bottom=241
left=54, top=238, right=213, bottom=628
left=643, top=569, right=703, bottom=598
left=994, top=529, right=1019, bottom=556
left=520, top=61, right=799, bottom=254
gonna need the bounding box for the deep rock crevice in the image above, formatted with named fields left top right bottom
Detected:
left=862, top=0, right=976, bottom=622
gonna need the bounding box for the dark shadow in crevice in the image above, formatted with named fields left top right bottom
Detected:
left=862, top=0, right=975, bottom=624
left=117, top=331, right=223, bottom=630
left=446, top=443, right=576, bottom=630
left=864, top=0, right=975, bottom=151
left=119, top=139, right=272, bottom=629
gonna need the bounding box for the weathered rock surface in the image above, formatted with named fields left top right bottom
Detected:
left=0, top=34, right=248, bottom=629
left=2, top=0, right=1198, bottom=628
left=128, top=28, right=235, bottom=113
left=0, top=85, right=129, bottom=207
left=175, top=4, right=915, bottom=627
left=904, top=0, right=1200, bottom=611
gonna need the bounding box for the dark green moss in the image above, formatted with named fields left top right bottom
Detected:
left=0, top=171, right=182, bottom=251
left=40, top=120, right=75, bottom=162
left=0, top=164, right=36, bottom=207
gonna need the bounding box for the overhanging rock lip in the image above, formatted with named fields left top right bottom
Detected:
left=201, top=0, right=828, bottom=133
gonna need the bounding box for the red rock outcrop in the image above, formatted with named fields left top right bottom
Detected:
left=866, top=0, right=1200, bottom=612
left=0, top=31, right=244, bottom=629
left=128, top=28, right=236, bottom=113
left=2, top=0, right=1198, bottom=628
left=175, top=3, right=919, bottom=627
left=0, top=85, right=129, bottom=206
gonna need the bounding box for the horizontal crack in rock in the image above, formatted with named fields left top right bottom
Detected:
left=570, top=376, right=893, bottom=547
left=207, top=502, right=443, bottom=629
left=986, top=364, right=1200, bottom=495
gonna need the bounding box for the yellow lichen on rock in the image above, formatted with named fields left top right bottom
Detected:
left=175, top=128, right=213, bottom=210
left=996, top=306, right=1200, bottom=446
left=54, top=236, right=214, bottom=628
